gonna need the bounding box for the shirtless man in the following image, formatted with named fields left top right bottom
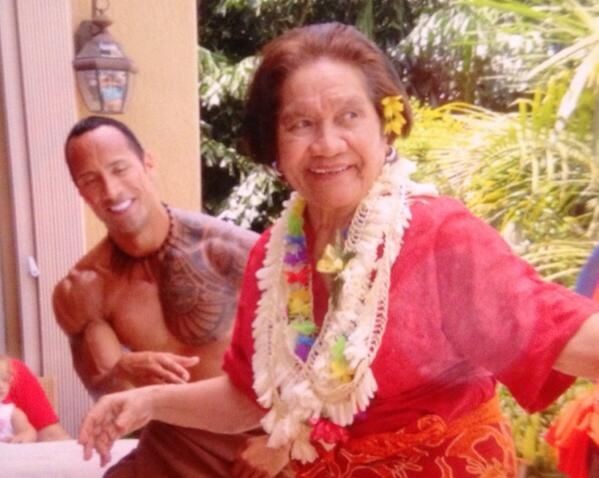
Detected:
left=52, top=116, right=285, bottom=477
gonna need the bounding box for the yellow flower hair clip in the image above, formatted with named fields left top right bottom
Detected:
left=381, top=95, right=406, bottom=136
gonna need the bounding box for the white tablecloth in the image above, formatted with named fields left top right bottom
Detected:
left=0, top=439, right=138, bottom=477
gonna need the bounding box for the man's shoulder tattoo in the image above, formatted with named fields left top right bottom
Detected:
left=157, top=212, right=250, bottom=346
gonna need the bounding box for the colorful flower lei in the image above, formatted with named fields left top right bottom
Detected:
left=285, top=205, right=355, bottom=376
left=284, top=199, right=316, bottom=361
left=252, top=158, right=438, bottom=463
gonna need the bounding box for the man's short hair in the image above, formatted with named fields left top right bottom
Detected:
left=64, top=116, right=144, bottom=161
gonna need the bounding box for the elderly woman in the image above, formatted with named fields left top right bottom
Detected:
left=80, top=23, right=599, bottom=477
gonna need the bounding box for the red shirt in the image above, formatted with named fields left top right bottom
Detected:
left=223, top=196, right=597, bottom=437
left=3, top=359, right=59, bottom=430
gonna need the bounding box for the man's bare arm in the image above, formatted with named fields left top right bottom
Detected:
left=70, top=322, right=133, bottom=397
left=53, top=270, right=198, bottom=398
left=53, top=272, right=133, bottom=397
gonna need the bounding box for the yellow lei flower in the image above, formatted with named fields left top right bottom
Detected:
left=316, top=244, right=344, bottom=274
left=288, top=288, right=311, bottom=317
left=330, top=360, right=353, bottom=383
left=381, top=95, right=406, bottom=136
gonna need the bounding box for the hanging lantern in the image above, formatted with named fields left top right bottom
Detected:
left=73, top=1, right=136, bottom=114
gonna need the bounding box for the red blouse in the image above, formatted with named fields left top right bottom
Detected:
left=3, top=358, right=59, bottom=430
left=223, top=196, right=597, bottom=437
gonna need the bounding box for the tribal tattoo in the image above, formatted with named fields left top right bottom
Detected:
left=156, top=210, right=254, bottom=345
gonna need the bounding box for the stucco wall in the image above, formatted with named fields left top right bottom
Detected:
left=71, top=0, right=201, bottom=249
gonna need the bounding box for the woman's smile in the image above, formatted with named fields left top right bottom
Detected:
left=308, top=164, right=352, bottom=176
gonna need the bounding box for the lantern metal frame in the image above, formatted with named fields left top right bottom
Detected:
left=73, top=0, right=136, bottom=114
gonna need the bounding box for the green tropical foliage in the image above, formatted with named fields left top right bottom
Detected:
left=402, top=94, right=595, bottom=284
left=391, top=3, right=546, bottom=108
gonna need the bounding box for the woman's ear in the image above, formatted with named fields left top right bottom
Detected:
left=384, top=143, right=398, bottom=165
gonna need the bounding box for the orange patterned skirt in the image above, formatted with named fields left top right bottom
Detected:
left=293, top=397, right=517, bottom=478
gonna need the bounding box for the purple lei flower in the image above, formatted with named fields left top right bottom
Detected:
left=294, top=335, right=315, bottom=361
left=285, top=249, right=307, bottom=266
left=295, top=342, right=312, bottom=361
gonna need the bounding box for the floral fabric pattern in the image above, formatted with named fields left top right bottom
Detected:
left=293, top=398, right=517, bottom=478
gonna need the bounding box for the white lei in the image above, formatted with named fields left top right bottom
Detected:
left=252, top=158, right=436, bottom=463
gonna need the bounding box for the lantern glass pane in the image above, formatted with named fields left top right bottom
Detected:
left=98, top=70, right=128, bottom=113
left=76, top=70, right=102, bottom=112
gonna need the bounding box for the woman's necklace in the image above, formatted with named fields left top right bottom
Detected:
left=252, top=158, right=433, bottom=462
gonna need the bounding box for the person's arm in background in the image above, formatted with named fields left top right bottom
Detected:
left=53, top=269, right=198, bottom=399
left=7, top=359, right=70, bottom=441
left=576, top=245, right=599, bottom=297
left=9, top=405, right=37, bottom=443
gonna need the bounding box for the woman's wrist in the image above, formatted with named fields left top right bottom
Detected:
left=144, top=382, right=185, bottom=424
left=145, top=384, right=164, bottom=421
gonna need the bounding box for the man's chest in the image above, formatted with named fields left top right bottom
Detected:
left=104, top=278, right=176, bottom=350
left=103, top=258, right=237, bottom=348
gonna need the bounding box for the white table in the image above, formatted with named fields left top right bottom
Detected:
left=0, top=439, right=138, bottom=477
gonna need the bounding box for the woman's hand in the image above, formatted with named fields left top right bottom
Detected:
left=232, top=434, right=291, bottom=478
left=79, top=388, right=154, bottom=466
